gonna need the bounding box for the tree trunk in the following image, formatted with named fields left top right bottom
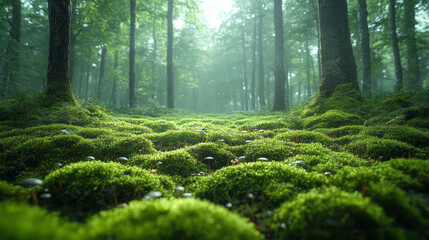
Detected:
left=167, top=0, right=174, bottom=108
left=45, top=0, right=77, bottom=105
left=241, top=24, right=249, bottom=111
left=151, top=3, right=158, bottom=100
left=272, top=0, right=286, bottom=111
left=357, top=0, right=372, bottom=96
left=4, top=0, right=21, bottom=97
left=317, top=0, right=359, bottom=98
left=389, top=0, right=403, bottom=91
left=97, top=46, right=107, bottom=100
left=85, top=50, right=91, bottom=101
left=129, top=0, right=137, bottom=108
left=257, top=2, right=266, bottom=107
left=305, top=37, right=311, bottom=98
left=404, top=0, right=420, bottom=90
left=110, top=50, right=119, bottom=107
left=251, top=13, right=257, bottom=110
left=70, top=0, right=77, bottom=89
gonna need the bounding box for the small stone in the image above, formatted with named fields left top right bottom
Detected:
left=225, top=203, right=233, bottom=208
left=245, top=140, right=252, bottom=143
left=174, top=186, right=184, bottom=192
left=181, top=193, right=192, bottom=198
left=148, top=191, right=162, bottom=198
left=257, top=157, right=269, bottom=161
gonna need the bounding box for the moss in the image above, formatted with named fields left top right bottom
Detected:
left=100, top=136, right=156, bottom=159
left=130, top=149, right=202, bottom=177
left=194, top=162, right=327, bottom=207
left=302, top=110, right=364, bottom=129
left=272, top=187, right=393, bottom=240
left=186, top=142, right=235, bottom=170
left=239, top=121, right=288, bottom=131
left=345, top=136, right=418, bottom=160
left=145, top=130, right=205, bottom=151
left=382, top=94, right=412, bottom=112
left=0, top=180, right=29, bottom=203
left=84, top=198, right=263, bottom=240
left=0, top=202, right=78, bottom=240
left=207, top=131, right=264, bottom=146
left=275, top=130, right=332, bottom=144
left=143, top=120, right=177, bottom=132
left=315, top=125, right=366, bottom=138
left=363, top=125, right=429, bottom=147
left=383, top=158, right=429, bottom=192
left=43, top=161, right=172, bottom=220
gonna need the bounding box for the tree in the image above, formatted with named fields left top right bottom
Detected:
left=257, top=0, right=266, bottom=107
left=317, top=0, right=359, bottom=98
left=250, top=11, right=257, bottom=110
left=389, top=0, right=403, bottom=91
left=404, top=0, right=420, bottom=90
left=272, top=0, right=286, bottom=111
left=97, top=46, right=107, bottom=100
left=167, top=0, right=174, bottom=108
left=129, top=0, right=137, bottom=108
left=357, top=0, right=372, bottom=96
left=45, top=0, right=77, bottom=105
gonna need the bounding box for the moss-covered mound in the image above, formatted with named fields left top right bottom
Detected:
left=43, top=161, right=173, bottom=219
left=0, top=202, right=78, bottom=240
left=275, top=130, right=332, bottom=144
left=363, top=125, right=429, bottom=147
left=194, top=162, right=327, bottom=207
left=302, top=110, right=365, bottom=129
left=272, top=187, right=392, bottom=240
left=145, top=130, right=205, bottom=151
left=142, top=120, right=177, bottom=132
left=84, top=198, right=263, bottom=240
left=0, top=180, right=29, bottom=203
left=186, top=142, right=235, bottom=170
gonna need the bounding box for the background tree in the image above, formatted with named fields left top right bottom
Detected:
left=272, top=0, right=286, bottom=111
left=357, top=0, right=372, bottom=96
left=389, top=0, right=403, bottom=91
left=404, top=0, right=420, bottom=90
left=167, top=0, right=174, bottom=108
left=129, top=0, right=137, bottom=108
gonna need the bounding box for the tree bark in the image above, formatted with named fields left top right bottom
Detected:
left=45, top=0, right=77, bottom=105
left=389, top=0, right=403, bottom=91
left=257, top=2, right=266, bottom=107
left=151, top=3, right=158, bottom=100
left=241, top=23, right=249, bottom=111
left=129, top=0, right=137, bottom=108
left=70, top=0, right=77, bottom=89
left=250, top=13, right=257, bottom=110
left=272, top=0, right=286, bottom=111
left=110, top=50, right=119, bottom=107
left=4, top=0, right=21, bottom=97
left=317, top=0, right=359, bottom=98
left=357, top=0, right=372, bottom=96
left=167, top=0, right=174, bottom=108
left=404, top=0, right=420, bottom=90
left=97, top=46, right=107, bottom=100
left=305, top=37, right=311, bottom=98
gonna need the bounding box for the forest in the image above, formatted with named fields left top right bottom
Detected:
left=0, top=0, right=428, bottom=239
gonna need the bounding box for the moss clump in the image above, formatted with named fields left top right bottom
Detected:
left=0, top=202, right=78, bottom=240
left=363, top=125, right=429, bottom=147
left=207, top=131, right=264, bottom=146
left=0, top=181, right=29, bottom=203
left=145, top=130, right=205, bottom=151
left=384, top=158, right=429, bottom=192
left=186, top=142, right=235, bottom=170
left=272, top=187, right=392, bottom=240
left=315, top=125, right=366, bottom=138
left=130, top=149, right=202, bottom=177
left=239, top=121, right=288, bottom=131
left=100, top=136, right=156, bottom=159
left=194, top=162, right=327, bottom=207
left=275, top=130, right=332, bottom=144
left=84, top=198, right=263, bottom=240
left=345, top=136, right=418, bottom=160
left=382, top=94, right=412, bottom=112
left=143, top=120, right=177, bottom=132
left=43, top=161, right=172, bottom=220
left=302, top=110, right=364, bottom=129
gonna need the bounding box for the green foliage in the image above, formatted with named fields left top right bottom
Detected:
left=315, top=125, right=366, bottom=137
left=84, top=199, right=263, bottom=240
left=382, top=94, right=412, bottom=112
left=145, top=130, right=205, bottom=151
left=363, top=125, right=429, bottom=147
left=275, top=130, right=332, bottom=144
left=239, top=121, right=288, bottom=131
left=345, top=136, right=418, bottom=160
left=194, top=162, right=327, bottom=207
left=0, top=202, right=78, bottom=240
left=43, top=161, right=172, bottom=220
left=302, top=110, right=365, bottom=129
left=130, top=149, right=202, bottom=177
left=0, top=181, right=29, bottom=203
left=207, top=131, right=264, bottom=146
left=384, top=158, right=429, bottom=192
left=272, top=187, right=392, bottom=240
left=143, top=120, right=177, bottom=132
left=186, top=142, right=235, bottom=170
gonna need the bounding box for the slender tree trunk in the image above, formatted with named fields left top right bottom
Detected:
left=45, top=0, right=77, bottom=105
left=257, top=2, right=266, bottom=107
left=357, top=0, right=372, bottom=96
left=151, top=3, right=158, bottom=100
left=317, top=0, right=359, bottom=98
left=272, top=0, right=286, bottom=111
left=129, top=0, right=137, bottom=108
left=305, top=37, right=311, bottom=98
left=241, top=24, right=249, bottom=111
left=110, top=50, right=119, bottom=107
left=310, top=50, right=317, bottom=93
left=251, top=13, right=257, bottom=110
left=404, top=0, right=420, bottom=90
left=167, top=0, right=174, bottom=108
left=4, top=0, right=21, bottom=97
left=389, top=0, right=403, bottom=91
left=97, top=46, right=107, bottom=100
left=78, top=60, right=84, bottom=97
left=85, top=50, right=91, bottom=101
left=309, top=0, right=321, bottom=80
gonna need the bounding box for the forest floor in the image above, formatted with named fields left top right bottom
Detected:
left=0, top=89, right=429, bottom=239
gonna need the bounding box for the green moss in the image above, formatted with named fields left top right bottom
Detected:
left=194, top=162, right=327, bottom=207
left=275, top=130, right=332, bottom=144
left=142, top=120, right=177, bottom=132
left=383, top=158, right=429, bottom=192
left=0, top=202, right=78, bottom=240
left=345, top=136, right=418, bottom=160
left=302, top=110, right=364, bottom=129
left=382, top=94, right=412, bottom=112
left=272, top=187, right=392, bottom=240
left=0, top=181, right=29, bottom=203
left=84, top=198, right=263, bottom=240
left=43, top=161, right=172, bottom=220
left=186, top=142, right=235, bottom=170
left=100, top=136, right=156, bottom=159
left=363, top=125, right=429, bottom=147
left=145, top=130, right=205, bottom=151
left=315, top=125, right=366, bottom=137
left=130, top=149, right=202, bottom=177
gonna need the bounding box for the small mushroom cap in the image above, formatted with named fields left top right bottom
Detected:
left=196, top=130, right=207, bottom=134
left=241, top=131, right=248, bottom=134
left=181, top=193, right=192, bottom=198
left=204, top=156, right=214, bottom=161
left=86, top=156, right=95, bottom=160
left=245, top=140, right=252, bottom=143
left=324, top=172, right=332, bottom=176
left=238, top=156, right=245, bottom=160
left=157, top=161, right=162, bottom=165
left=174, top=186, right=185, bottom=192
left=39, top=193, right=51, bottom=199
left=118, top=157, right=128, bottom=161
left=258, top=129, right=265, bottom=132
left=148, top=191, right=162, bottom=198
left=21, top=178, right=43, bottom=187
left=288, top=160, right=306, bottom=166
left=225, top=203, right=233, bottom=208
left=257, top=157, right=269, bottom=161
left=247, top=193, right=255, bottom=199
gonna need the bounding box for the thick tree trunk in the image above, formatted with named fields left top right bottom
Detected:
left=251, top=14, right=257, bottom=110
left=97, top=46, right=107, bottom=100
left=45, top=0, right=77, bottom=105
left=317, top=0, right=359, bottom=98
left=257, top=2, right=266, bottom=107
left=272, top=0, right=286, bottom=111
left=357, top=0, right=372, bottom=96
left=70, top=0, right=77, bottom=89
left=241, top=25, right=249, bottom=111
left=389, top=0, right=403, bottom=91
left=4, top=0, right=21, bottom=97
left=167, top=0, right=174, bottom=108
left=404, top=0, right=420, bottom=90
left=110, top=50, right=119, bottom=107
left=129, top=0, right=137, bottom=108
